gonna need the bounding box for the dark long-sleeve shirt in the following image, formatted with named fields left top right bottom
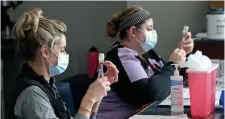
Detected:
left=96, top=42, right=178, bottom=119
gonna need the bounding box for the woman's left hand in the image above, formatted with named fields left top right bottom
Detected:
left=100, top=61, right=119, bottom=85
left=178, top=32, right=194, bottom=54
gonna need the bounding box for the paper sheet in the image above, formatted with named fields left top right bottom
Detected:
left=129, top=114, right=189, bottom=119
left=195, top=32, right=207, bottom=38
left=159, top=88, right=223, bottom=107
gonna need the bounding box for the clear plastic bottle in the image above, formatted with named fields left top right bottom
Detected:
left=170, top=64, right=184, bottom=114
left=98, top=53, right=104, bottom=78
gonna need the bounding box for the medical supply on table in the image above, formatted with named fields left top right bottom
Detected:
left=194, top=58, right=224, bottom=88
left=181, top=26, right=189, bottom=40
left=98, top=53, right=105, bottom=78
left=179, top=50, right=219, bottom=117
left=187, top=63, right=219, bottom=118
left=211, top=59, right=222, bottom=78
left=170, top=64, right=184, bottom=113
left=182, top=50, right=212, bottom=71
left=129, top=114, right=188, bottom=119
left=159, top=87, right=223, bottom=106
left=217, top=76, right=224, bottom=89
left=219, top=90, right=224, bottom=110
left=207, top=8, right=225, bottom=40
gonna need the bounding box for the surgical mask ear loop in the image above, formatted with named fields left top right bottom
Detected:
left=45, top=47, right=59, bottom=66
left=45, top=58, right=53, bottom=66
left=134, top=28, right=146, bottom=44
left=135, top=38, right=143, bottom=44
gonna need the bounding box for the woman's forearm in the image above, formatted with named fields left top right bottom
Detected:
left=76, top=95, right=95, bottom=119
left=91, top=101, right=101, bottom=113
left=89, top=101, right=101, bottom=119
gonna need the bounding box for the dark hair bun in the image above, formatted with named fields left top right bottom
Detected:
left=107, top=21, right=117, bottom=38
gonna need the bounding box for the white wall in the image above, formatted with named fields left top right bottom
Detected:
left=11, top=1, right=208, bottom=80
left=127, top=1, right=208, bottom=60
left=12, top=1, right=126, bottom=80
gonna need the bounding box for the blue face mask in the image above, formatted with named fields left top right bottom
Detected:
left=48, top=54, right=69, bottom=77
left=137, top=30, right=158, bottom=52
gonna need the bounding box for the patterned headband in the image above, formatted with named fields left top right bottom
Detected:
left=118, top=9, right=151, bottom=32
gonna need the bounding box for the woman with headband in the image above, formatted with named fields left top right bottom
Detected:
left=96, top=6, right=194, bottom=119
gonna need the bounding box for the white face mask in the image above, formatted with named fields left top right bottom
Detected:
left=47, top=53, right=69, bottom=77
left=136, top=30, right=158, bottom=52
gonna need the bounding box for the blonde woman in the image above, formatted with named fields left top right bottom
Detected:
left=9, top=8, right=118, bottom=119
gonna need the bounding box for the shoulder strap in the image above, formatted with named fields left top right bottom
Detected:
left=139, top=52, right=162, bottom=74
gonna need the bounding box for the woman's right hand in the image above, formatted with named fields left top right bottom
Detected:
left=84, top=76, right=111, bottom=103
left=169, top=48, right=186, bottom=65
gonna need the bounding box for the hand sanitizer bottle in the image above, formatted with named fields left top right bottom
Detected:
left=171, top=64, right=184, bottom=114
